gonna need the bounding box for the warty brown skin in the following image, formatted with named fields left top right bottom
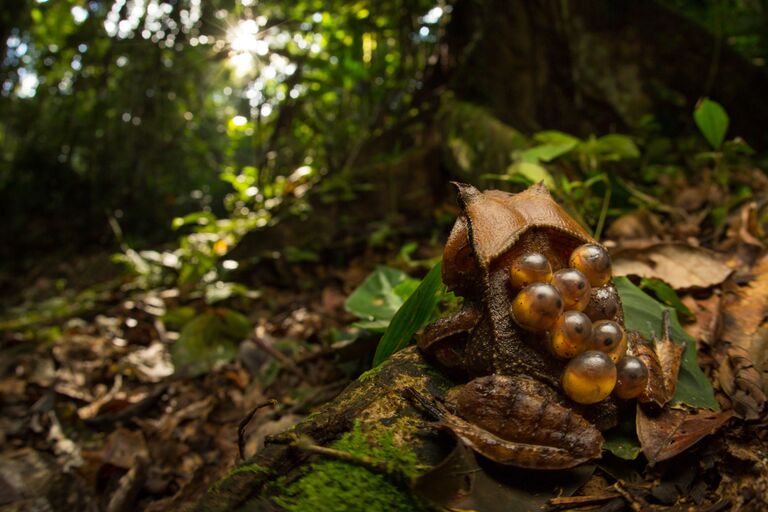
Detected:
left=418, top=183, right=632, bottom=469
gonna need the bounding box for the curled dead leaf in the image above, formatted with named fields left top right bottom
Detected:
left=714, top=344, right=766, bottom=420
left=720, top=252, right=768, bottom=394
left=627, top=313, right=684, bottom=408
left=606, top=208, right=665, bottom=243
left=636, top=405, right=733, bottom=465
left=613, top=243, right=732, bottom=289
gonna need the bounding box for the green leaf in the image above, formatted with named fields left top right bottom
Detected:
left=373, top=262, right=444, bottom=366
left=506, top=161, right=556, bottom=189
left=345, top=266, right=417, bottom=322
left=520, top=141, right=577, bottom=163
left=639, top=278, right=694, bottom=321
left=614, top=277, right=718, bottom=409
left=171, top=310, right=250, bottom=377
left=694, top=98, right=729, bottom=149
left=161, top=306, right=198, bottom=328
left=533, top=130, right=581, bottom=147
left=172, top=211, right=217, bottom=230
left=603, top=409, right=642, bottom=460
left=593, top=134, right=640, bottom=160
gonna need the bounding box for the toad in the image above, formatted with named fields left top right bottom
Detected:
left=416, top=183, right=679, bottom=469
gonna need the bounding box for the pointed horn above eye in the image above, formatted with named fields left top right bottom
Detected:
left=530, top=181, right=552, bottom=195
left=450, top=181, right=482, bottom=211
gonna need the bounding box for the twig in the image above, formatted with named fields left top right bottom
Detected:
left=593, top=180, right=611, bottom=241
left=548, top=493, right=621, bottom=507
left=290, top=435, right=414, bottom=488
left=251, top=335, right=313, bottom=383
left=238, top=399, right=279, bottom=461
left=612, top=481, right=646, bottom=512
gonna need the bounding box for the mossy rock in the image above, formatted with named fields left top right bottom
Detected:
left=195, top=347, right=454, bottom=512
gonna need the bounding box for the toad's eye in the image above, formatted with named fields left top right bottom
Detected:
left=551, top=269, right=591, bottom=311
left=509, top=252, right=553, bottom=289
left=562, top=351, right=617, bottom=404
left=549, top=311, right=593, bottom=359
left=511, top=283, right=563, bottom=331
left=614, top=356, right=649, bottom=399
left=589, top=320, right=625, bottom=359
left=569, top=244, right=612, bottom=287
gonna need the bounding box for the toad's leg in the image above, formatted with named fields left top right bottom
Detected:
left=417, top=304, right=481, bottom=372
left=410, top=374, right=603, bottom=469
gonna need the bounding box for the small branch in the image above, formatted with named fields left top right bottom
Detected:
left=251, top=335, right=313, bottom=383
left=612, top=482, right=646, bottom=512
left=548, top=492, right=621, bottom=507
left=290, top=435, right=414, bottom=488
left=238, top=399, right=279, bottom=461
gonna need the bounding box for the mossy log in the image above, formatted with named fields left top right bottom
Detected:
left=194, top=347, right=455, bottom=512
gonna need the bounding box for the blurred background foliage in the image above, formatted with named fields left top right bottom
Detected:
left=2, top=0, right=768, bottom=299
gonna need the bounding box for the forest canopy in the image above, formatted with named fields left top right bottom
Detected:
left=3, top=0, right=768, bottom=268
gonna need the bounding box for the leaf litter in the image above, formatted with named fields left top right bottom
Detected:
left=2, top=194, right=768, bottom=511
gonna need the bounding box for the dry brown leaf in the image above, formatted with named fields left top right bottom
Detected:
left=606, top=208, right=665, bottom=242
left=627, top=316, right=684, bottom=408
left=613, top=243, right=732, bottom=289
left=682, top=293, right=722, bottom=347
left=720, top=252, right=768, bottom=394
left=636, top=406, right=733, bottom=465
left=629, top=333, right=668, bottom=407
left=101, top=428, right=149, bottom=469
left=656, top=328, right=686, bottom=404
left=714, top=344, right=766, bottom=420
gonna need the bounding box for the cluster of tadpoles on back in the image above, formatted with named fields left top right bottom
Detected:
left=509, top=244, right=649, bottom=405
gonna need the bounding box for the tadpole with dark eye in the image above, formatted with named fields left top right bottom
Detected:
left=511, top=282, right=564, bottom=331
left=551, top=268, right=591, bottom=311
left=509, top=252, right=553, bottom=288
left=570, top=244, right=612, bottom=287
left=590, top=320, right=627, bottom=362
left=549, top=310, right=593, bottom=359
left=614, top=355, right=650, bottom=399
left=562, top=351, right=617, bottom=404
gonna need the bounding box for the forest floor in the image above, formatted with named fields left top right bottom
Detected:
left=1, top=189, right=768, bottom=512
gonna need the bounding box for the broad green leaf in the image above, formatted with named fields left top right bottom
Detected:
left=345, top=266, right=417, bottom=322
left=593, top=134, right=640, bottom=160
left=506, top=161, right=556, bottom=189
left=171, top=310, right=250, bottom=377
left=614, top=277, right=718, bottom=409
left=603, top=409, right=642, bottom=460
left=172, top=211, right=217, bottom=230
left=533, top=130, right=581, bottom=147
left=520, top=141, right=577, bottom=163
left=639, top=278, right=694, bottom=321
left=162, top=306, right=197, bottom=328
left=694, top=98, right=729, bottom=149
left=373, top=262, right=444, bottom=366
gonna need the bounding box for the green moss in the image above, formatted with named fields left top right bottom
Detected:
left=209, top=463, right=271, bottom=495
left=357, top=363, right=386, bottom=384
left=272, top=423, right=426, bottom=512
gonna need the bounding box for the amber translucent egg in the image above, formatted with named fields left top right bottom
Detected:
left=511, top=283, right=564, bottom=332
left=551, top=268, right=592, bottom=311
left=614, top=356, right=649, bottom=399
left=589, top=320, right=625, bottom=356
left=569, top=244, right=612, bottom=287
left=562, top=351, right=617, bottom=404
left=550, top=311, right=593, bottom=359
left=509, top=253, right=553, bottom=289
left=583, top=285, right=620, bottom=321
